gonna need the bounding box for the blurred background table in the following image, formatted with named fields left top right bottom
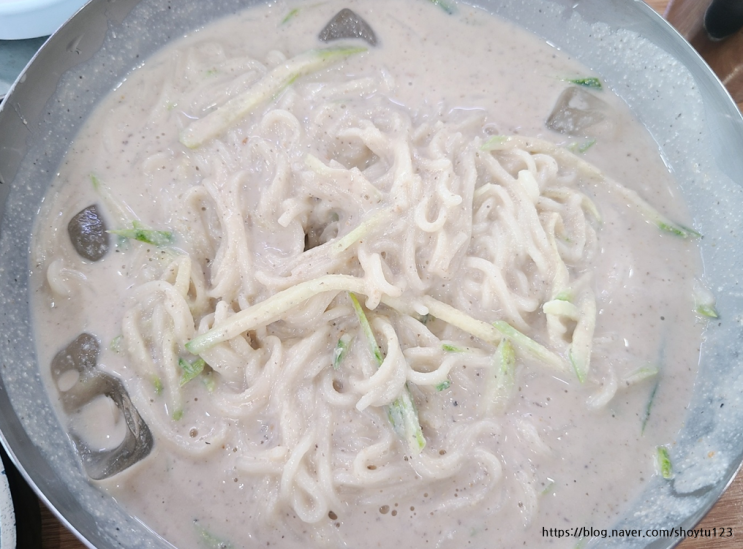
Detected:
left=33, top=0, right=743, bottom=547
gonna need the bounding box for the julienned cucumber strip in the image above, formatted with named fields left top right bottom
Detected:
left=429, top=0, right=456, bottom=14
left=329, top=209, right=390, bottom=256
left=436, top=380, right=451, bottom=391
left=657, top=221, right=701, bottom=239
left=442, top=343, right=466, bottom=353
left=566, top=77, right=602, bottom=89
left=180, top=45, right=366, bottom=148
left=187, top=274, right=368, bottom=354
left=179, top=357, right=206, bottom=387
left=542, top=299, right=580, bottom=319
left=195, top=522, right=234, bottom=549
left=567, top=138, right=596, bottom=154
left=349, top=293, right=384, bottom=364
left=281, top=7, right=300, bottom=24
left=553, top=289, right=573, bottom=302
left=387, top=388, right=427, bottom=453
left=492, top=320, right=566, bottom=371
left=484, top=338, right=516, bottom=415
left=569, top=351, right=587, bottom=384
left=569, top=291, right=596, bottom=384
left=441, top=343, right=485, bottom=355
left=333, top=333, right=353, bottom=370
left=696, top=304, right=719, bottom=319
left=381, top=294, right=566, bottom=372
left=693, top=282, right=719, bottom=319
left=110, top=221, right=174, bottom=247
left=109, top=335, right=124, bottom=354
left=655, top=446, right=673, bottom=479
left=541, top=480, right=556, bottom=496
left=623, top=364, right=658, bottom=386
left=349, top=292, right=426, bottom=454
left=642, top=379, right=659, bottom=434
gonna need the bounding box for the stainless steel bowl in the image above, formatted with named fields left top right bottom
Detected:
left=1, top=0, right=743, bottom=547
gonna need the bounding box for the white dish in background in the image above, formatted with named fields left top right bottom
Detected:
left=0, top=37, right=46, bottom=99
left=0, top=0, right=88, bottom=39
left=0, top=453, right=16, bottom=549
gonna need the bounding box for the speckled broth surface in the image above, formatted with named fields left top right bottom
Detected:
left=24, top=0, right=711, bottom=548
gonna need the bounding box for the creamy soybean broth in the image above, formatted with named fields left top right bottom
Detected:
left=30, top=0, right=703, bottom=547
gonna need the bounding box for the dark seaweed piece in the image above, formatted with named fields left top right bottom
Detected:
left=51, top=332, right=102, bottom=413
left=319, top=8, right=377, bottom=46
left=69, top=374, right=154, bottom=481
left=546, top=86, right=609, bottom=136
left=67, top=204, right=110, bottom=261
left=51, top=333, right=154, bottom=479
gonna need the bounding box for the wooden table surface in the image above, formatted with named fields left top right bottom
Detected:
left=36, top=0, right=743, bottom=547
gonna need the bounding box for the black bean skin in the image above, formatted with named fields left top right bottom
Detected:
left=68, top=204, right=110, bottom=261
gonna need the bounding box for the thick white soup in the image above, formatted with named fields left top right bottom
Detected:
left=30, top=0, right=705, bottom=547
